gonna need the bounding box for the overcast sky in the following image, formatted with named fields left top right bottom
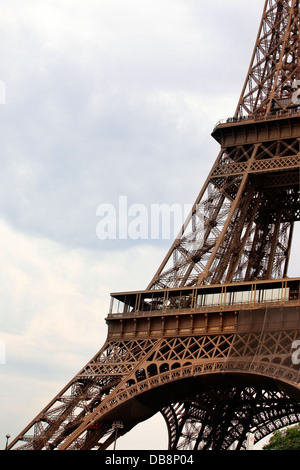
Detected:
left=1, top=0, right=298, bottom=450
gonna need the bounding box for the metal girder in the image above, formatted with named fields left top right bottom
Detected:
left=7, top=0, right=300, bottom=452
left=161, top=388, right=300, bottom=450
left=236, top=0, right=300, bottom=118
left=7, top=293, right=300, bottom=450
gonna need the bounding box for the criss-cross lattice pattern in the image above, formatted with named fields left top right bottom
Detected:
left=237, top=0, right=300, bottom=118
left=7, top=0, right=300, bottom=452
left=162, top=388, right=300, bottom=450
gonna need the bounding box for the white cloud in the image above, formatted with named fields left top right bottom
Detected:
left=0, top=0, right=263, bottom=251
left=0, top=217, right=164, bottom=343
left=0, top=217, right=165, bottom=448
left=0, top=0, right=298, bottom=451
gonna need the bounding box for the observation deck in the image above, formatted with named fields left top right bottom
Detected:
left=106, top=278, right=300, bottom=340
left=211, top=108, right=300, bottom=147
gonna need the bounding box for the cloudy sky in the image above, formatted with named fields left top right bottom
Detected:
left=1, top=0, right=298, bottom=450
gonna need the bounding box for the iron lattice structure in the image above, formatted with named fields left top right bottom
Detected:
left=8, top=0, right=300, bottom=451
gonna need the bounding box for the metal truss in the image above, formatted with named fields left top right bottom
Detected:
left=147, top=0, right=300, bottom=290
left=237, top=0, right=300, bottom=118
left=161, top=388, right=300, bottom=450
left=7, top=0, right=300, bottom=451
left=147, top=136, right=299, bottom=290
left=7, top=308, right=300, bottom=450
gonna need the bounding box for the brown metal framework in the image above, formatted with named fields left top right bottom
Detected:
left=147, top=0, right=300, bottom=290
left=7, top=0, right=300, bottom=451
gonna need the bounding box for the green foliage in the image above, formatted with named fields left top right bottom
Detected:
left=263, top=424, right=300, bottom=450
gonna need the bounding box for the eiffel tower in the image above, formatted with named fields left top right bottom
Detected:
left=8, top=0, right=300, bottom=451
